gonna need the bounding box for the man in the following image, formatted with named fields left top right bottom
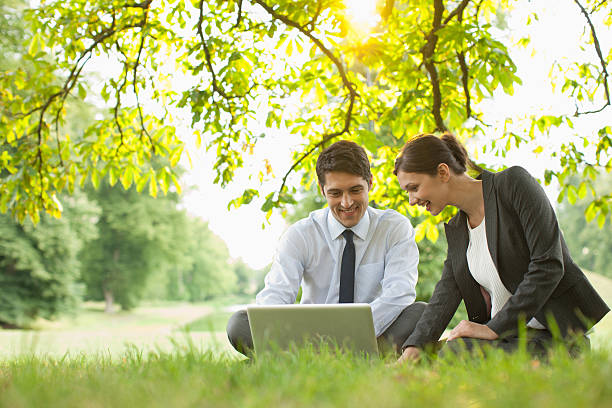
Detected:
left=226, top=140, right=424, bottom=356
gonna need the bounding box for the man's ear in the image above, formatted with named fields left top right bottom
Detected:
left=319, top=183, right=325, bottom=196
left=437, top=163, right=451, bottom=182
left=367, top=176, right=373, bottom=190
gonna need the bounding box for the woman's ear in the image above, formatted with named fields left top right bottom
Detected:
left=437, top=163, right=451, bottom=182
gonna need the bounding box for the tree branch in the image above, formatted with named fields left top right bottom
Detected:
left=276, top=94, right=356, bottom=203
left=197, top=1, right=256, bottom=101
left=250, top=1, right=358, bottom=202
left=458, top=51, right=471, bottom=118
left=232, top=0, right=243, bottom=29
left=32, top=14, right=147, bottom=161
left=252, top=1, right=357, bottom=101
left=54, top=112, right=64, bottom=168
left=305, top=0, right=324, bottom=33
left=114, top=50, right=130, bottom=153
left=421, top=0, right=447, bottom=131
left=420, top=0, right=471, bottom=129
left=474, top=0, right=485, bottom=20
left=443, top=0, right=470, bottom=25
left=455, top=3, right=471, bottom=119
left=573, top=0, right=610, bottom=115
left=132, top=11, right=156, bottom=154
left=591, top=0, right=608, bottom=12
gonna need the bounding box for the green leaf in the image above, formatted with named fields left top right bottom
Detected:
left=149, top=173, right=158, bottom=197
left=425, top=223, right=439, bottom=242
left=170, top=173, right=182, bottom=194
left=136, top=173, right=150, bottom=193
left=170, top=147, right=182, bottom=167
left=120, top=166, right=133, bottom=190
left=597, top=212, right=606, bottom=229
left=556, top=187, right=566, bottom=204
left=414, top=223, right=426, bottom=242
left=91, top=170, right=100, bottom=189
left=108, top=166, right=119, bottom=187
left=585, top=202, right=598, bottom=222
left=78, top=83, right=87, bottom=100
left=577, top=182, right=587, bottom=200
left=241, top=189, right=259, bottom=205
left=567, top=185, right=577, bottom=205
left=260, top=192, right=275, bottom=212
left=28, top=33, right=42, bottom=56
left=159, top=169, right=170, bottom=195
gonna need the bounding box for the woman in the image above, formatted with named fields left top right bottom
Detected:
left=394, top=133, right=609, bottom=362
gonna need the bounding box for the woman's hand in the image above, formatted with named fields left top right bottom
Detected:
left=396, top=346, right=421, bottom=365
left=446, top=320, right=498, bottom=341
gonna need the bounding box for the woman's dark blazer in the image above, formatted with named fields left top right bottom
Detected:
left=403, top=166, right=609, bottom=348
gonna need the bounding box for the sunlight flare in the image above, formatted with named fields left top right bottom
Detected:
left=343, top=0, right=380, bottom=40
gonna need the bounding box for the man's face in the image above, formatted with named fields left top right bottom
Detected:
left=320, top=171, right=372, bottom=228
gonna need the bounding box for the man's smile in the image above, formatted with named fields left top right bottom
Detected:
left=338, top=206, right=358, bottom=215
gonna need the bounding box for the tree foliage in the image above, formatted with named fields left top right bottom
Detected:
left=79, top=179, right=240, bottom=310
left=557, top=172, right=612, bottom=278
left=0, top=191, right=99, bottom=327
left=80, top=181, right=186, bottom=311
left=1, top=0, right=611, bottom=233
left=163, top=216, right=238, bottom=302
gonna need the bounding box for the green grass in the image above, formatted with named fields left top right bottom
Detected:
left=0, top=301, right=233, bottom=359
left=183, top=311, right=233, bottom=332
left=0, top=275, right=610, bottom=407
left=0, top=344, right=611, bottom=407
left=585, top=272, right=612, bottom=348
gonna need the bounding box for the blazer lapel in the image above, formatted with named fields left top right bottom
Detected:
left=481, top=171, right=500, bottom=271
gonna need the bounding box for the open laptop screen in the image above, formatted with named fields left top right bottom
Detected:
left=246, top=303, right=378, bottom=356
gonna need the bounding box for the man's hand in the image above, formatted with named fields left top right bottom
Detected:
left=447, top=320, right=498, bottom=341
left=396, top=346, right=421, bottom=365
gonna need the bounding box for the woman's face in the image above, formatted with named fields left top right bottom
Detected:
left=396, top=170, right=448, bottom=216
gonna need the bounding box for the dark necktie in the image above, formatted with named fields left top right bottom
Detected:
left=339, top=229, right=355, bottom=303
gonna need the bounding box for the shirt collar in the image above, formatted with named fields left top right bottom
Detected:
left=328, top=208, right=370, bottom=241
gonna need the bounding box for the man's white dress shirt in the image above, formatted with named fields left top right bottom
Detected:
left=256, top=207, right=419, bottom=336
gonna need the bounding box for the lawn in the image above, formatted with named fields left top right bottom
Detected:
left=0, top=274, right=611, bottom=406
left=0, top=301, right=237, bottom=359
left=0, top=344, right=611, bottom=407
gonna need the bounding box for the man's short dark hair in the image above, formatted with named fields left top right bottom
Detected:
left=316, top=140, right=372, bottom=186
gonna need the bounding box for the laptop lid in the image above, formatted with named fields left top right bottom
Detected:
left=246, top=303, right=378, bottom=356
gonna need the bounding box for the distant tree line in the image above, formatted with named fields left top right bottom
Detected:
left=0, top=181, right=266, bottom=328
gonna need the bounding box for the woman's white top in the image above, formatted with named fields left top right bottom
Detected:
left=466, top=217, right=546, bottom=330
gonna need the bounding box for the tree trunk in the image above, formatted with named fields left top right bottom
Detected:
left=103, top=248, right=120, bottom=313
left=104, top=288, right=114, bottom=313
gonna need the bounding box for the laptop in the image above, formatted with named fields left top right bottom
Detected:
left=246, top=303, right=379, bottom=356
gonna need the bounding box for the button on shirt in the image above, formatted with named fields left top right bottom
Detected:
left=256, top=207, right=419, bottom=336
